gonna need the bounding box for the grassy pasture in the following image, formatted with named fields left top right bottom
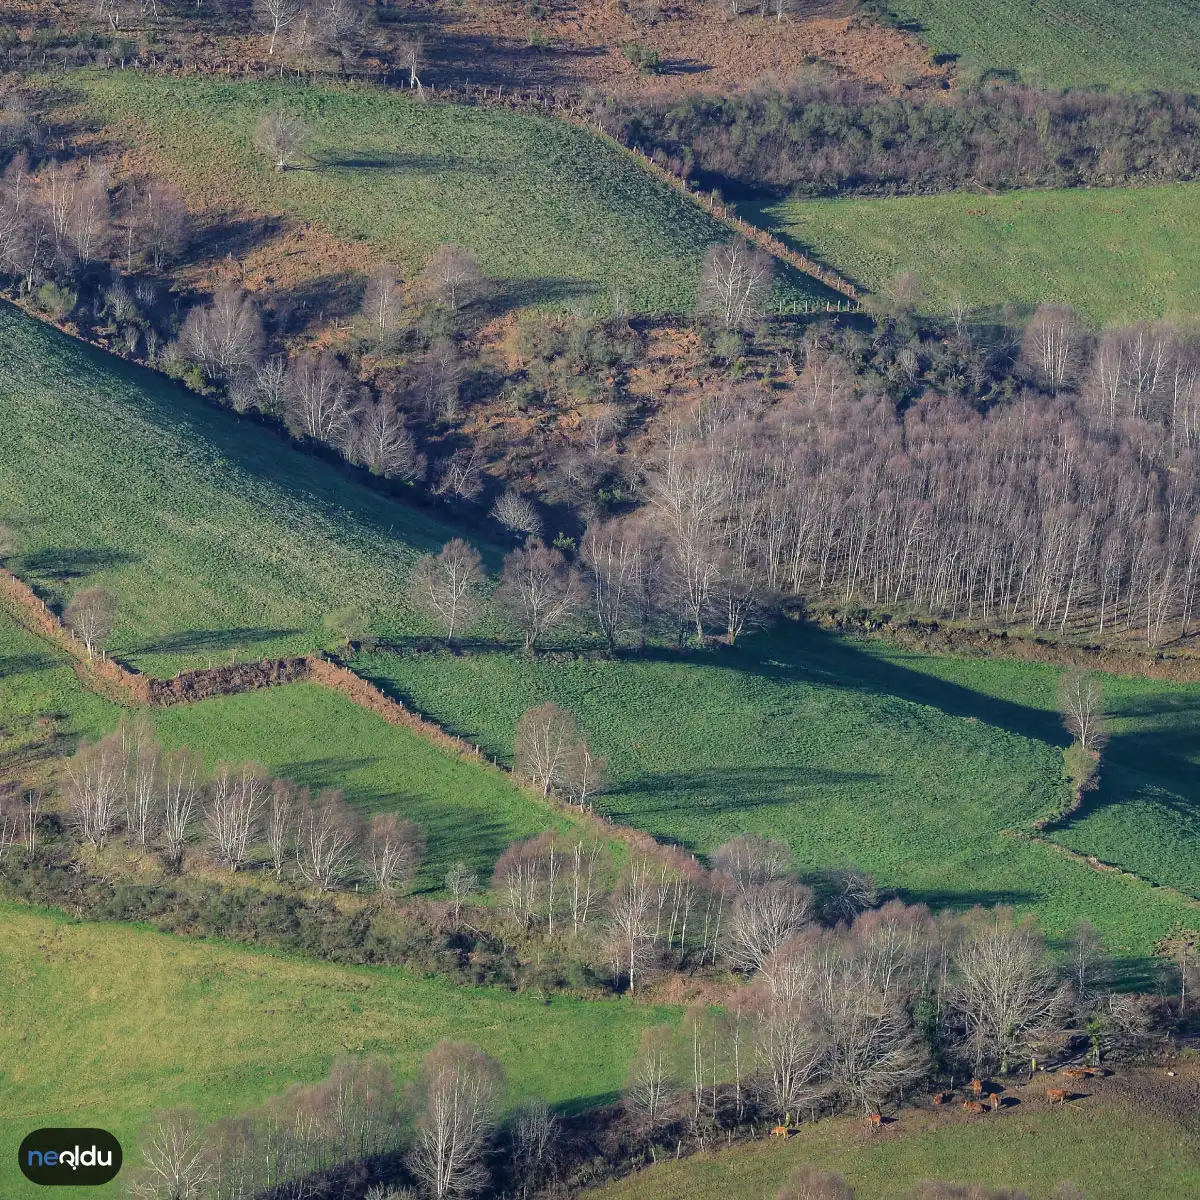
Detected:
left=71, top=72, right=829, bottom=315
left=0, top=611, right=567, bottom=881
left=879, top=0, right=1200, bottom=92
left=355, top=634, right=1200, bottom=961
left=0, top=904, right=671, bottom=1199
left=747, top=184, right=1200, bottom=326
left=2, top=303, right=1198, bottom=956
left=0, top=301, right=461, bottom=676
left=589, top=1068, right=1200, bottom=1199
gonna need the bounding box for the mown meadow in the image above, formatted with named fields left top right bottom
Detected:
left=746, top=184, right=1200, bottom=326
left=588, top=1068, right=1200, bottom=1199
left=67, top=72, right=829, bottom=315
left=2, top=301, right=1197, bottom=959
left=879, top=0, right=1200, bottom=92
left=0, top=904, right=672, bottom=1199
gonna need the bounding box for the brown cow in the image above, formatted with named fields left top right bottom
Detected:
left=1062, top=1067, right=1089, bottom=1080
left=770, top=1125, right=790, bottom=1137
left=932, top=1092, right=952, bottom=1106
left=969, top=1078, right=984, bottom=1095
left=866, top=1113, right=883, bottom=1126
left=1046, top=1088, right=1070, bottom=1105
left=986, top=1093, right=1003, bottom=1110
left=962, top=1100, right=985, bottom=1115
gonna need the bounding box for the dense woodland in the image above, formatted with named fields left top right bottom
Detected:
left=606, top=84, right=1200, bottom=198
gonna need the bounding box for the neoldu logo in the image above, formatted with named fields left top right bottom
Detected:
left=18, top=1129, right=122, bottom=1187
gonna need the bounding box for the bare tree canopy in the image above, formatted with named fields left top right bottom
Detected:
left=256, top=110, right=308, bottom=171
left=409, top=538, right=486, bottom=642
left=63, top=585, right=116, bottom=660
left=205, top=763, right=268, bottom=871
left=698, top=239, right=773, bottom=329
left=179, top=286, right=263, bottom=380
left=420, top=245, right=483, bottom=312
left=1058, top=670, right=1109, bottom=752
left=712, top=835, right=793, bottom=896
left=284, top=352, right=354, bottom=444
left=410, top=1041, right=504, bottom=1199
left=514, top=702, right=582, bottom=797
left=295, top=787, right=363, bottom=890
left=497, top=541, right=582, bottom=653
left=361, top=262, right=402, bottom=341
left=491, top=491, right=543, bottom=541
left=367, top=812, right=425, bottom=896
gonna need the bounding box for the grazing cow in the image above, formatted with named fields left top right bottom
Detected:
left=770, top=1125, right=790, bottom=1137
left=969, top=1078, right=985, bottom=1095
left=986, top=1093, right=1003, bottom=1110
left=1046, top=1088, right=1070, bottom=1105
left=932, top=1092, right=951, bottom=1106
left=962, top=1100, right=985, bottom=1115
left=866, top=1113, right=883, bottom=1126
left=1062, top=1067, right=1088, bottom=1080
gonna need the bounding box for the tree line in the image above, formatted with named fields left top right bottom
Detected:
left=118, top=897, right=1167, bottom=1199
left=602, top=82, right=1200, bottom=199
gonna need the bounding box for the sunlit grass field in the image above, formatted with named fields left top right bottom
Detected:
left=0, top=905, right=671, bottom=1199
left=355, top=634, right=1200, bottom=963
left=879, top=0, right=1200, bottom=92
left=0, top=612, right=568, bottom=881
left=747, top=184, right=1200, bottom=326
left=70, top=72, right=830, bottom=315
left=588, top=1069, right=1200, bottom=1199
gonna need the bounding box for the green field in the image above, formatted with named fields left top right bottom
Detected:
left=2, top=301, right=1198, bottom=958
left=0, top=904, right=671, bottom=1199
left=355, top=636, right=1200, bottom=962
left=69, top=72, right=828, bottom=315
left=880, top=0, right=1200, bottom=92
left=0, top=301, right=459, bottom=676
left=589, top=1074, right=1200, bottom=1200
left=748, top=184, right=1200, bottom=326
left=0, top=610, right=567, bottom=881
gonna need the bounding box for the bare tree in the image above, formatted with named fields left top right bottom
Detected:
left=581, top=519, right=645, bottom=651
left=347, top=399, right=423, bottom=480
left=514, top=703, right=581, bottom=796
left=1058, top=670, right=1108, bottom=753
left=362, top=263, right=402, bottom=341
left=126, top=1110, right=211, bottom=1200
left=698, top=239, right=772, bottom=330
left=445, top=860, right=478, bottom=924
left=420, top=245, right=483, bottom=312
left=161, top=748, right=201, bottom=870
left=559, top=739, right=606, bottom=810
left=63, top=586, right=116, bottom=661
left=257, top=0, right=303, bottom=54
left=712, top=834, right=792, bottom=896
left=497, top=542, right=582, bottom=653
left=295, top=788, right=362, bottom=890
left=285, top=352, right=354, bottom=443
left=256, top=110, right=308, bottom=171
left=624, top=1026, right=675, bottom=1125
left=367, top=813, right=425, bottom=896
left=728, top=881, right=814, bottom=973
left=434, top=445, right=486, bottom=502
left=1023, top=304, right=1083, bottom=394
left=607, top=859, right=657, bottom=992
left=509, top=1099, right=558, bottom=1199
left=133, top=180, right=189, bottom=270
left=397, top=33, right=425, bottom=91
left=1065, top=918, right=1109, bottom=1001
left=205, top=763, right=268, bottom=871
left=491, top=492, right=543, bottom=541
left=409, top=539, right=486, bottom=643
left=64, top=733, right=124, bottom=849
left=952, top=913, right=1069, bottom=1074
left=121, top=713, right=161, bottom=849
left=179, top=286, right=263, bottom=380
left=410, top=1042, right=504, bottom=1199
left=266, top=778, right=294, bottom=879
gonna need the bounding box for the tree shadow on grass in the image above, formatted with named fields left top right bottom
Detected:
left=0, top=651, right=58, bottom=678
left=17, top=546, right=139, bottom=588
left=129, top=627, right=301, bottom=657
